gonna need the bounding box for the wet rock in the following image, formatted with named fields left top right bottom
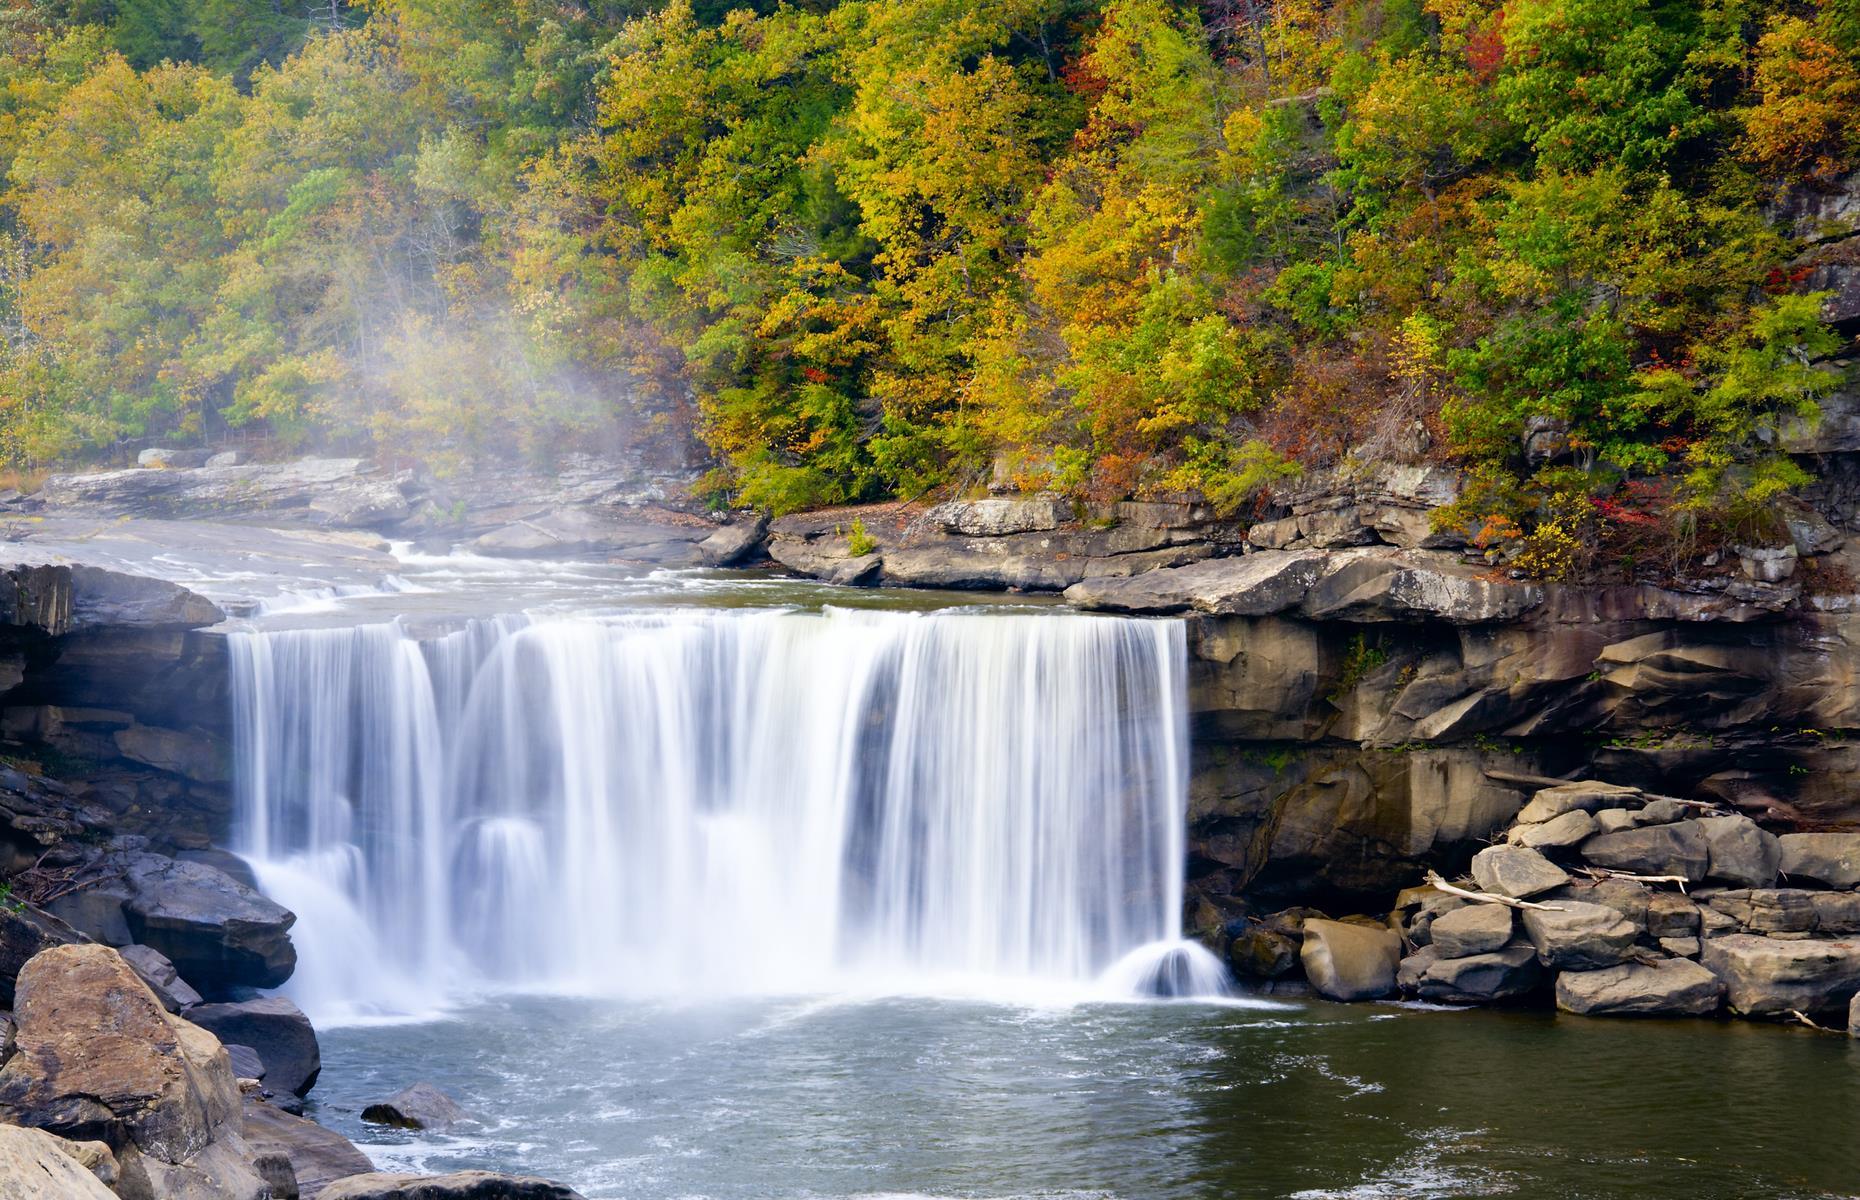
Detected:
left=1555, top=959, right=1725, bottom=1016
left=0, top=1124, right=117, bottom=1198
left=118, top=852, right=296, bottom=997
left=1427, top=905, right=1514, bottom=958
left=120, top=943, right=205, bottom=1013
left=318, top=1171, right=587, bottom=1200
left=1515, top=782, right=1640, bottom=825
left=36, top=457, right=411, bottom=530
left=1778, top=833, right=1860, bottom=888
left=0, top=903, right=85, bottom=1008
left=696, top=516, right=767, bottom=567
left=1410, top=942, right=1543, bottom=1004
left=1299, top=918, right=1400, bottom=1001
left=176, top=849, right=260, bottom=892
left=362, top=1082, right=473, bottom=1131
left=1509, top=809, right=1597, bottom=852
left=243, top=1094, right=372, bottom=1198
left=1470, top=846, right=1569, bottom=900
left=1582, top=821, right=1710, bottom=884
left=1698, top=815, right=1781, bottom=889
left=66, top=565, right=224, bottom=632
left=113, top=723, right=230, bottom=784
left=1701, top=934, right=1860, bottom=1015
left=1521, top=901, right=1639, bottom=970
left=184, top=997, right=319, bottom=1097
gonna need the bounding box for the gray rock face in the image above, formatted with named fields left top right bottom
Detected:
left=0, top=1124, right=118, bottom=1198
left=1851, top=989, right=1860, bottom=1037
left=119, top=944, right=205, bottom=1013
left=1701, top=934, right=1860, bottom=1015
left=1428, top=905, right=1514, bottom=958
left=35, top=458, right=411, bottom=529
left=1470, top=846, right=1569, bottom=899
left=118, top=853, right=296, bottom=997
left=223, top=1045, right=265, bottom=1082
left=1582, top=821, right=1710, bottom=884
left=1778, top=833, right=1860, bottom=888
left=1406, top=942, right=1543, bottom=1004
left=1645, top=893, right=1700, bottom=939
left=243, top=1094, right=373, bottom=1198
left=1812, top=891, right=1860, bottom=934
left=1554, top=959, right=1725, bottom=1016
left=924, top=497, right=1069, bottom=537
left=0, top=901, right=90, bottom=1011
left=362, top=1082, right=473, bottom=1131
left=184, top=997, right=319, bottom=1098
left=1509, top=809, right=1596, bottom=852
left=68, top=566, right=224, bottom=632
left=319, top=1171, right=587, bottom=1200
left=1298, top=918, right=1400, bottom=1001
left=1521, top=901, right=1639, bottom=970
left=1697, top=815, right=1781, bottom=888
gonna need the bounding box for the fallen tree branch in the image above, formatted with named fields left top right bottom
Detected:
left=1788, top=1009, right=1841, bottom=1034
left=1571, top=866, right=1690, bottom=892
left=1480, top=770, right=1729, bottom=812
left=1423, top=870, right=1566, bottom=912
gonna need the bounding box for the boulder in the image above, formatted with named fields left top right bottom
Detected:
left=112, top=723, right=230, bottom=783
left=1697, top=815, right=1781, bottom=888
left=0, top=903, right=85, bottom=1008
left=1582, top=821, right=1710, bottom=884
left=319, top=1172, right=587, bottom=1200
left=1660, top=936, right=1701, bottom=958
left=362, top=1082, right=473, bottom=1131
left=1635, top=799, right=1691, bottom=826
left=1521, top=901, right=1639, bottom=970
left=1701, top=934, right=1860, bottom=1015
left=1554, top=959, right=1725, bottom=1016
left=0, top=945, right=239, bottom=1164
left=1592, top=809, right=1639, bottom=835
left=467, top=508, right=707, bottom=563
left=68, top=566, right=223, bottom=632
left=1470, top=845, right=1568, bottom=899
left=1427, top=905, right=1514, bottom=958
left=118, top=852, right=296, bottom=997
left=119, top=943, right=205, bottom=1013
left=1707, top=889, right=1820, bottom=933
left=1298, top=918, right=1400, bottom=1001
left=242, top=1094, right=372, bottom=1198
left=0, top=1124, right=118, bottom=1198
left=1778, top=833, right=1860, bottom=888
left=44, top=882, right=134, bottom=947
left=923, top=497, right=1068, bottom=536
left=1409, top=942, right=1543, bottom=1004
left=695, top=517, right=767, bottom=567
left=1812, top=891, right=1860, bottom=934
left=1515, top=782, right=1641, bottom=825
left=1225, top=923, right=1300, bottom=978
left=1852, top=989, right=1860, bottom=1037
left=1509, top=809, right=1597, bottom=852
left=176, top=849, right=260, bottom=892
left=184, top=997, right=319, bottom=1097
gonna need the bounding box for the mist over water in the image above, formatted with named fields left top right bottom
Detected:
left=229, top=607, right=1219, bottom=1021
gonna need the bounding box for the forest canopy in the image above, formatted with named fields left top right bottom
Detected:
left=0, top=0, right=1855, bottom=574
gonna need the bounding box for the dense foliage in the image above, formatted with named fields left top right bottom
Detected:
left=0, top=0, right=1855, bottom=572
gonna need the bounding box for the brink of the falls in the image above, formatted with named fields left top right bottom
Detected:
left=228, top=606, right=1229, bottom=1019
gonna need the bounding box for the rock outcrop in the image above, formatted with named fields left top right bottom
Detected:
left=319, top=1172, right=587, bottom=1200
left=184, top=997, right=320, bottom=1097
left=0, top=1123, right=119, bottom=1199
left=361, top=1083, right=472, bottom=1131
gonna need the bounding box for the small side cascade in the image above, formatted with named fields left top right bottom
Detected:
left=228, top=606, right=1230, bottom=1017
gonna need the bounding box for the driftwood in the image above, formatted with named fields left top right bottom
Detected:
left=1423, top=870, right=1566, bottom=912
left=1788, top=1009, right=1841, bottom=1034
left=1571, top=866, right=1690, bottom=891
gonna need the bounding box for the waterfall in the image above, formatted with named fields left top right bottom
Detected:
left=229, top=607, right=1223, bottom=1019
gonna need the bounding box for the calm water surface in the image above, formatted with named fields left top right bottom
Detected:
left=308, top=994, right=1860, bottom=1200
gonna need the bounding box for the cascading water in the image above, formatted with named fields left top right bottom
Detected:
left=229, top=607, right=1226, bottom=1020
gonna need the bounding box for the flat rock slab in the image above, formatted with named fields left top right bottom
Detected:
left=1428, top=905, right=1514, bottom=958
left=1555, top=959, right=1725, bottom=1016
left=118, top=852, right=296, bottom=997
left=1471, top=845, right=1568, bottom=899
left=319, top=1171, right=587, bottom=1200
left=1701, top=934, right=1860, bottom=1015
left=1402, top=942, right=1543, bottom=1004
left=1515, top=782, right=1642, bottom=825
left=1510, top=809, right=1597, bottom=852
left=243, top=1094, right=372, bottom=1197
